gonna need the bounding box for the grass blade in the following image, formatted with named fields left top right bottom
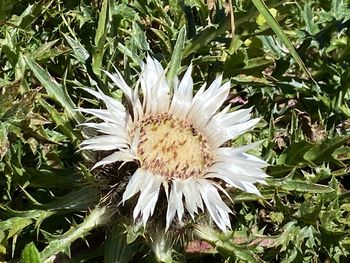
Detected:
left=251, top=0, right=313, bottom=80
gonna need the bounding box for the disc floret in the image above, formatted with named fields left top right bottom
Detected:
left=137, top=113, right=213, bottom=180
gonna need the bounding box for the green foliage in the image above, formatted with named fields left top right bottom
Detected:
left=0, top=0, right=349, bottom=262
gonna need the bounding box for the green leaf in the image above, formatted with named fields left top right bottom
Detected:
left=233, top=189, right=277, bottom=202
left=256, top=8, right=278, bottom=26
left=92, top=0, right=109, bottom=77
left=167, top=26, right=186, bottom=89
left=44, top=187, right=99, bottom=211
left=39, top=99, right=82, bottom=144
left=32, top=40, right=59, bottom=60
left=24, top=56, right=83, bottom=123
left=183, top=25, right=225, bottom=58
left=304, top=136, right=350, bottom=164
left=277, top=141, right=313, bottom=166
left=0, top=0, right=19, bottom=19
left=25, top=167, right=80, bottom=188
left=0, top=217, right=34, bottom=239
left=63, top=34, right=89, bottom=63
left=40, top=206, right=115, bottom=262
left=267, top=178, right=335, bottom=193
left=194, top=225, right=262, bottom=262
left=116, top=43, right=143, bottom=66
left=20, top=242, right=41, bottom=263
left=0, top=121, right=9, bottom=160
left=105, top=226, right=139, bottom=263
left=251, top=0, right=313, bottom=80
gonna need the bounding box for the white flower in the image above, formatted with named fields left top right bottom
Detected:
left=79, top=57, right=268, bottom=231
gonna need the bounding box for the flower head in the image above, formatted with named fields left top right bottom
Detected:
left=79, top=57, right=268, bottom=231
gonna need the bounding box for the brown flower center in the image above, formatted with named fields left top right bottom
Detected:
left=137, top=113, right=212, bottom=179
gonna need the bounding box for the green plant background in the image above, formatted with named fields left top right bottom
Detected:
left=0, top=0, right=350, bottom=262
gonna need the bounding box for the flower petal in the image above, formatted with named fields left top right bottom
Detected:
left=197, top=179, right=231, bottom=231
left=122, top=169, right=145, bottom=202
left=83, top=88, right=126, bottom=117
left=170, top=65, right=193, bottom=119
left=104, top=69, right=133, bottom=100
left=81, top=122, right=127, bottom=138
left=166, top=180, right=185, bottom=230
left=92, top=150, right=137, bottom=169
left=181, top=178, right=203, bottom=218
left=80, top=135, right=129, bottom=150
left=205, top=107, right=252, bottom=140
left=187, top=79, right=230, bottom=130
left=210, top=118, right=261, bottom=148
left=133, top=172, right=164, bottom=225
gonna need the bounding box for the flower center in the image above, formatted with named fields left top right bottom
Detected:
left=137, top=113, right=212, bottom=179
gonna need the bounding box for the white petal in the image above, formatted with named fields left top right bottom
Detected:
left=170, top=65, right=193, bottom=119
left=104, top=70, right=133, bottom=100
left=81, top=122, right=127, bottom=138
left=181, top=178, right=203, bottom=218
left=92, top=150, right=137, bottom=169
left=205, top=107, right=252, bottom=139
left=80, top=135, right=129, bottom=150
left=130, top=128, right=140, bottom=156
left=215, top=140, right=264, bottom=156
left=83, top=88, right=126, bottom=117
left=77, top=108, right=124, bottom=124
left=133, top=172, right=163, bottom=225
left=140, top=78, right=151, bottom=116
left=193, top=83, right=230, bottom=130
left=141, top=57, right=166, bottom=115
left=147, top=56, right=164, bottom=81
left=191, top=82, right=206, bottom=105
left=166, top=180, right=185, bottom=230
left=205, top=172, right=258, bottom=193
left=155, top=75, right=170, bottom=113
left=131, top=85, right=143, bottom=122
left=80, top=143, right=128, bottom=151
left=208, top=162, right=267, bottom=180
left=104, top=69, right=143, bottom=122
left=122, top=169, right=145, bottom=202
left=211, top=118, right=261, bottom=148
left=197, top=180, right=231, bottom=231
left=241, top=181, right=262, bottom=196
left=241, top=153, right=269, bottom=167
left=150, top=72, right=170, bottom=114
left=187, top=78, right=230, bottom=130
left=213, top=153, right=268, bottom=169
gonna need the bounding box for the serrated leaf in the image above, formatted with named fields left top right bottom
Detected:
left=24, top=57, right=83, bottom=123
left=278, top=141, right=313, bottom=166
left=304, top=136, right=350, bottom=164
left=63, top=34, right=89, bottom=63
left=32, top=40, right=59, bottom=61
left=267, top=178, right=334, bottom=193
left=40, top=206, right=115, bottom=262
left=0, top=122, right=9, bottom=160
left=194, top=225, right=262, bottom=263
left=25, top=167, right=80, bottom=188
left=20, top=242, right=41, bottom=263
left=0, top=217, right=33, bottom=239
left=39, top=99, right=81, bottom=144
